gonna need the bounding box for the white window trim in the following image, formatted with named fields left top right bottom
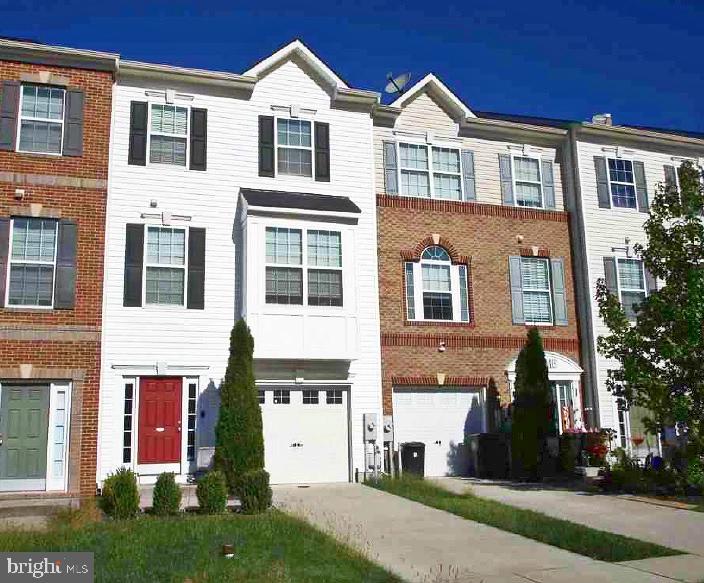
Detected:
left=142, top=225, right=189, bottom=308
left=264, top=226, right=343, bottom=308
left=511, top=154, right=544, bottom=209
left=147, top=103, right=190, bottom=169
left=521, top=257, right=553, bottom=326
left=606, top=157, right=638, bottom=210
left=16, top=84, right=66, bottom=156
left=4, top=218, right=58, bottom=309
left=274, top=116, right=315, bottom=179
left=396, top=141, right=465, bottom=201
left=615, top=257, right=647, bottom=317
left=405, top=250, right=469, bottom=323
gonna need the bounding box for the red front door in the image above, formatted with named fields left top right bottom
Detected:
left=138, top=377, right=182, bottom=464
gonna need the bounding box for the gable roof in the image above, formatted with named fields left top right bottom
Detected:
left=390, top=73, right=474, bottom=119
left=244, top=39, right=348, bottom=89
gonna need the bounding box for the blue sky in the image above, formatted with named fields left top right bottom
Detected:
left=3, top=0, right=703, bottom=131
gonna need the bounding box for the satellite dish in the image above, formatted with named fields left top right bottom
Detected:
left=385, top=72, right=411, bottom=96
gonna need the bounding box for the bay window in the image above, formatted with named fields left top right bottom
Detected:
left=265, top=227, right=342, bottom=307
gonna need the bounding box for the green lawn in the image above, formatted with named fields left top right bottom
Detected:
left=368, top=476, right=681, bottom=563
left=0, top=510, right=400, bottom=583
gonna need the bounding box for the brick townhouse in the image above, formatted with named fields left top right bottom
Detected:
left=373, top=75, right=584, bottom=476
left=0, top=39, right=116, bottom=496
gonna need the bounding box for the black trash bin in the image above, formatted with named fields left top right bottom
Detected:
left=400, top=442, right=425, bottom=477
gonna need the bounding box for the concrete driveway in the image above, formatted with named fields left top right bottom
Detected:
left=436, top=478, right=704, bottom=556
left=273, top=483, right=681, bottom=583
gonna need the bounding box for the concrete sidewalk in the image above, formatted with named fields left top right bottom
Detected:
left=436, top=477, right=704, bottom=556
left=273, top=483, right=680, bottom=583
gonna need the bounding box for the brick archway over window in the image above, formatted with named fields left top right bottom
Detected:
left=400, top=235, right=469, bottom=265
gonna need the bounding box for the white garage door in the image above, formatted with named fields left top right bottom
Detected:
left=393, top=387, right=485, bottom=477
left=260, top=387, right=350, bottom=484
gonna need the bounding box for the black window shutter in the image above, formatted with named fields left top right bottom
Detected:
left=633, top=161, right=649, bottom=212
left=190, top=108, right=207, bottom=171
left=0, top=218, right=10, bottom=306
left=603, top=257, right=619, bottom=296
left=128, top=101, right=148, bottom=166
left=0, top=81, right=20, bottom=151
left=123, top=224, right=144, bottom=307
left=258, top=115, right=275, bottom=177
left=62, top=88, right=84, bottom=157
left=187, top=227, right=206, bottom=310
left=314, top=121, right=330, bottom=182
left=54, top=220, right=78, bottom=309
left=594, top=156, right=611, bottom=209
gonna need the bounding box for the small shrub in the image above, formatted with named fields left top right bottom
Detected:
left=101, top=468, right=140, bottom=519
left=152, top=472, right=182, bottom=516
left=196, top=470, right=228, bottom=514
left=686, top=458, right=704, bottom=494
left=235, top=469, right=272, bottom=514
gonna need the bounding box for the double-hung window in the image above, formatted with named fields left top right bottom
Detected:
left=18, top=85, right=65, bottom=154
left=265, top=227, right=343, bottom=307
left=404, top=246, right=470, bottom=322
left=145, top=226, right=186, bottom=305
left=277, top=119, right=313, bottom=177
left=520, top=258, right=552, bottom=324
left=398, top=143, right=463, bottom=200
left=149, top=104, right=188, bottom=166
left=512, top=156, right=543, bottom=208
left=7, top=218, right=58, bottom=307
left=617, top=259, right=646, bottom=320
left=607, top=158, right=637, bottom=209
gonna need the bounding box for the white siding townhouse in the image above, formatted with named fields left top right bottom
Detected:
left=564, top=115, right=704, bottom=456
left=97, top=41, right=384, bottom=485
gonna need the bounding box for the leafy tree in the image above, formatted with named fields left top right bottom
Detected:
left=596, top=161, right=704, bottom=460
left=214, top=319, right=265, bottom=492
left=511, top=328, right=554, bottom=479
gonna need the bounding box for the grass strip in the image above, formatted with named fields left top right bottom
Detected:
left=368, top=475, right=682, bottom=563
left=0, top=509, right=400, bottom=583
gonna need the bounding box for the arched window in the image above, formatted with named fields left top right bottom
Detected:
left=404, top=246, right=470, bottom=322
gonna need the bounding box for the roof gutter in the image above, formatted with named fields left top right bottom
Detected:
left=118, top=60, right=257, bottom=91
left=0, top=39, right=119, bottom=73
left=579, top=123, right=704, bottom=150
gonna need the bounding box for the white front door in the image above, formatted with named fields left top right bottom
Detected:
left=260, top=387, right=350, bottom=484
left=393, top=387, right=485, bottom=477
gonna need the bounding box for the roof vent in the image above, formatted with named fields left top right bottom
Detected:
left=591, top=113, right=613, bottom=126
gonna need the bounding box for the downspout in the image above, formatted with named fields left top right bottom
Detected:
left=566, top=125, right=600, bottom=429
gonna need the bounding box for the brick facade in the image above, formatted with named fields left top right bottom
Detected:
left=0, top=58, right=112, bottom=496
left=377, top=194, right=581, bottom=417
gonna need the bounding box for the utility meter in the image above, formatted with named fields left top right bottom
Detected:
left=363, top=413, right=378, bottom=442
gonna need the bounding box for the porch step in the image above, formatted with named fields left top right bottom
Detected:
left=0, top=495, right=78, bottom=519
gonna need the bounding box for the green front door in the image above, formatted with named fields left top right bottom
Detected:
left=0, top=385, right=50, bottom=490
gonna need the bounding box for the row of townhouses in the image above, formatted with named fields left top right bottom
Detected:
left=0, top=38, right=702, bottom=496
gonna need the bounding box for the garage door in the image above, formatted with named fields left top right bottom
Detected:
left=393, top=387, right=485, bottom=477
left=260, top=387, right=350, bottom=484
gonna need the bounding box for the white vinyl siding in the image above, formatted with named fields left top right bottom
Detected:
left=521, top=257, right=552, bottom=324
left=149, top=104, right=188, bottom=166
left=144, top=226, right=187, bottom=305
left=7, top=218, right=58, bottom=307
left=512, top=156, right=543, bottom=208
left=276, top=118, right=312, bottom=177
left=607, top=158, right=637, bottom=209
left=17, top=85, right=65, bottom=154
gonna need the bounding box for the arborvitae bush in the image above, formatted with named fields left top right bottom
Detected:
left=214, top=320, right=265, bottom=493
left=236, top=469, right=272, bottom=514
left=511, top=328, right=553, bottom=480
left=196, top=470, right=228, bottom=514
left=101, top=467, right=140, bottom=519
left=152, top=472, right=181, bottom=516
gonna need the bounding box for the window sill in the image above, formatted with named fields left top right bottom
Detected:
left=14, top=150, right=65, bottom=158
left=404, top=320, right=474, bottom=328
left=2, top=306, right=56, bottom=312
left=521, top=322, right=556, bottom=328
